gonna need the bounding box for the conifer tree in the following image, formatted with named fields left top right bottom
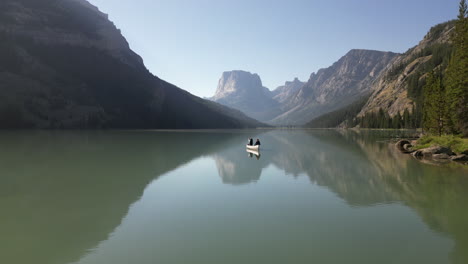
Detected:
left=445, top=0, right=468, bottom=134
left=403, top=109, right=411, bottom=128
left=423, top=71, right=448, bottom=136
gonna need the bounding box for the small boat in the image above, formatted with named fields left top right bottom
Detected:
left=246, top=144, right=260, bottom=151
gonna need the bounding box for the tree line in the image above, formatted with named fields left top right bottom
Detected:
left=422, top=0, right=467, bottom=136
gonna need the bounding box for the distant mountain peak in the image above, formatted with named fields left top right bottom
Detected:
left=211, top=70, right=282, bottom=122
left=272, top=78, right=306, bottom=105
left=213, top=70, right=264, bottom=100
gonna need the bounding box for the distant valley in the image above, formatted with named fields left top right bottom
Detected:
left=211, top=21, right=457, bottom=128
left=211, top=50, right=398, bottom=125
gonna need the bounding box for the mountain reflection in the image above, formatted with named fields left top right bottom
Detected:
left=0, top=130, right=254, bottom=264
left=210, top=129, right=468, bottom=264
left=1, top=130, right=467, bottom=264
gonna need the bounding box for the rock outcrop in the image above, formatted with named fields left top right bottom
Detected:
left=211, top=71, right=282, bottom=122
left=395, top=143, right=468, bottom=164
left=451, top=154, right=468, bottom=162
left=412, top=146, right=455, bottom=158
left=396, top=140, right=414, bottom=153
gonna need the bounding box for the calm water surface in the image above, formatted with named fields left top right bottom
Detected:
left=1, top=130, right=467, bottom=264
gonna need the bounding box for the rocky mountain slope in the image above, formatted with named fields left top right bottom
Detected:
left=212, top=50, right=397, bottom=126
left=271, top=49, right=398, bottom=125
left=0, top=0, right=263, bottom=129
left=271, top=77, right=305, bottom=104
left=358, top=21, right=455, bottom=118
left=211, top=70, right=282, bottom=121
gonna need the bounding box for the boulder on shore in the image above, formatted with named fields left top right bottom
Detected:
left=396, top=140, right=414, bottom=153
left=412, top=146, right=455, bottom=158
left=451, top=154, right=468, bottom=162
left=433, top=153, right=451, bottom=160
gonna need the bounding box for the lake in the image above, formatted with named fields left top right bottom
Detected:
left=1, top=130, right=467, bottom=264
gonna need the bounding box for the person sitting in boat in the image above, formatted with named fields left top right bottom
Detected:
left=248, top=138, right=253, bottom=146
left=255, top=139, right=261, bottom=146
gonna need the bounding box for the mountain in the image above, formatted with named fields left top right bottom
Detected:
left=211, top=70, right=282, bottom=122
left=271, top=77, right=305, bottom=104
left=271, top=49, right=399, bottom=125
left=358, top=21, right=455, bottom=118
left=301, top=21, right=457, bottom=129
left=0, top=0, right=263, bottom=129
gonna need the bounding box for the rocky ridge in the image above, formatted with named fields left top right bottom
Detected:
left=271, top=77, right=305, bottom=104
left=358, top=21, right=455, bottom=118
left=271, top=49, right=398, bottom=125
left=212, top=50, right=397, bottom=125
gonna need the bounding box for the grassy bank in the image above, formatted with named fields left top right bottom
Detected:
left=414, top=135, right=468, bottom=154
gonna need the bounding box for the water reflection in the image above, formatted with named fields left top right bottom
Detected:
left=246, top=149, right=261, bottom=159
left=0, top=130, right=255, bottom=264
left=210, top=130, right=468, bottom=263
left=0, top=130, right=467, bottom=264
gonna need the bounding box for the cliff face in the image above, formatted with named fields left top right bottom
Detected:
left=359, top=21, right=455, bottom=118
left=212, top=71, right=265, bottom=100
left=211, top=50, right=396, bottom=126
left=271, top=49, right=398, bottom=125
left=211, top=70, right=282, bottom=122
left=0, top=0, right=262, bottom=128
left=0, top=0, right=141, bottom=65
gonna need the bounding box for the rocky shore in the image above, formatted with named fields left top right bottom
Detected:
left=396, top=139, right=468, bottom=164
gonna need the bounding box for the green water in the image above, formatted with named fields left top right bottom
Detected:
left=0, top=130, right=467, bottom=264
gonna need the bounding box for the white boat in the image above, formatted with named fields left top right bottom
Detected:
left=246, top=144, right=260, bottom=151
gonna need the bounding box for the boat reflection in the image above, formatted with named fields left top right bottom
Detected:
left=247, top=149, right=261, bottom=159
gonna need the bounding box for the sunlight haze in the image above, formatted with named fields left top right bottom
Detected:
left=88, top=0, right=456, bottom=97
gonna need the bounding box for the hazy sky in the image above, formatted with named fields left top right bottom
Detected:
left=88, top=0, right=458, bottom=97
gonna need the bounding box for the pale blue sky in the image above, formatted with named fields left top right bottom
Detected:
left=88, top=0, right=458, bottom=97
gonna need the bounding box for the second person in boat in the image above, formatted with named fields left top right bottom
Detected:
left=255, top=138, right=261, bottom=146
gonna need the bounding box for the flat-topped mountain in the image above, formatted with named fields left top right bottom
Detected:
left=211, top=70, right=282, bottom=121
left=0, top=0, right=262, bottom=129
left=212, top=50, right=398, bottom=125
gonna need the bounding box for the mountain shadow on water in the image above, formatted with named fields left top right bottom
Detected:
left=0, top=130, right=257, bottom=264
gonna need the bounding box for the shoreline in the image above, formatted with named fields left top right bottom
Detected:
left=396, top=136, right=468, bottom=165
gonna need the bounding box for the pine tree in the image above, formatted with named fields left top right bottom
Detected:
left=403, top=108, right=411, bottom=128
left=423, top=71, right=448, bottom=136
left=378, top=108, right=386, bottom=128
left=445, top=0, right=468, bottom=135
left=392, top=112, right=402, bottom=129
